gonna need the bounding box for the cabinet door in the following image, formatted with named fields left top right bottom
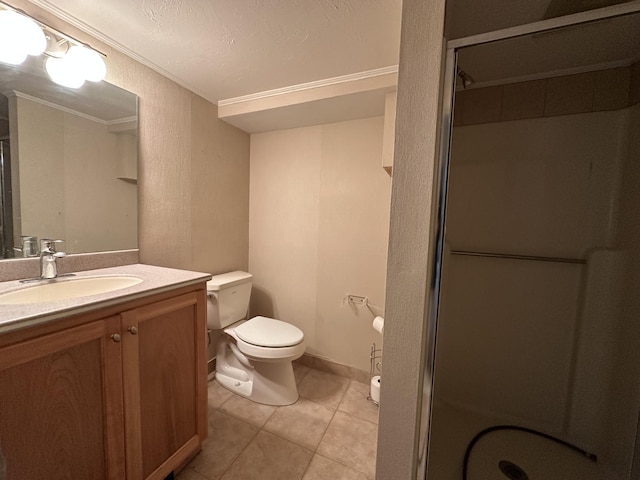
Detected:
left=0, top=317, right=125, bottom=480
left=121, top=291, right=207, bottom=480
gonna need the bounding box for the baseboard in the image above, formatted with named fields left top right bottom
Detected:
left=208, top=351, right=369, bottom=384
left=294, top=353, right=370, bottom=384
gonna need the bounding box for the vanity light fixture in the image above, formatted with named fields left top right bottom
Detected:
left=0, top=1, right=107, bottom=88
left=45, top=45, right=106, bottom=88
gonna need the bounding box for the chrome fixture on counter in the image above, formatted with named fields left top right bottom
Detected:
left=14, top=235, right=38, bottom=258
left=39, top=239, right=66, bottom=279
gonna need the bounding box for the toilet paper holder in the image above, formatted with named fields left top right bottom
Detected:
left=368, top=342, right=382, bottom=405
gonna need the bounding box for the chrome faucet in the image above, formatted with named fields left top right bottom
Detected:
left=14, top=236, right=39, bottom=258
left=39, top=239, right=66, bottom=279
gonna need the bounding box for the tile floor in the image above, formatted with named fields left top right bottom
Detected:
left=178, top=364, right=378, bottom=480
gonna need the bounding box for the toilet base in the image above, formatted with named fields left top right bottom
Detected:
left=216, top=341, right=300, bottom=406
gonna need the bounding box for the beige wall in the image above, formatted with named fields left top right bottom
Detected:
left=249, top=116, right=391, bottom=372
left=8, top=0, right=250, bottom=275
left=14, top=97, right=137, bottom=253
left=12, top=96, right=65, bottom=243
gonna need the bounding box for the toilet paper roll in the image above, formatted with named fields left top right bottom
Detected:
left=372, top=316, right=384, bottom=335
left=370, top=375, right=381, bottom=404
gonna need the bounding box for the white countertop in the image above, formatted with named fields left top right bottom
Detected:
left=0, top=264, right=212, bottom=334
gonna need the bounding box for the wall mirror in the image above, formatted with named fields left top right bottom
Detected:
left=426, top=8, right=640, bottom=480
left=0, top=54, right=138, bottom=259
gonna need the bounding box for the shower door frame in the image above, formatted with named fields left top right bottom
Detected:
left=419, top=1, right=640, bottom=478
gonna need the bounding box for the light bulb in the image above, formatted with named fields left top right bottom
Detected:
left=0, top=44, right=27, bottom=65
left=15, top=12, right=46, bottom=56
left=0, top=10, right=45, bottom=64
left=45, top=56, right=85, bottom=89
left=66, top=45, right=106, bottom=82
left=0, top=11, right=26, bottom=64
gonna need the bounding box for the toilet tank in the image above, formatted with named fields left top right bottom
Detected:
left=206, top=271, right=253, bottom=329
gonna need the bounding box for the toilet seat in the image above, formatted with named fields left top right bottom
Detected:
left=224, top=316, right=305, bottom=361
left=234, top=336, right=306, bottom=361
left=235, top=316, right=304, bottom=347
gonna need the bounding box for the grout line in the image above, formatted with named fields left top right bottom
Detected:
left=316, top=383, right=379, bottom=477
left=184, top=467, right=208, bottom=480
left=306, top=402, right=341, bottom=478
left=313, top=451, right=376, bottom=479
left=214, top=407, right=263, bottom=430
left=216, top=391, right=277, bottom=428
left=337, top=408, right=380, bottom=428
left=259, top=427, right=317, bottom=455
left=213, top=409, right=261, bottom=480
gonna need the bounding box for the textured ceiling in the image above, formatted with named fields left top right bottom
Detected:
left=27, top=0, right=402, bottom=104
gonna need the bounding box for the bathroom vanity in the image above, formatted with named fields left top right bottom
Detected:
left=0, top=264, right=210, bottom=480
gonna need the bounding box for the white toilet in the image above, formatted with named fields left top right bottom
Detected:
left=207, top=271, right=305, bottom=406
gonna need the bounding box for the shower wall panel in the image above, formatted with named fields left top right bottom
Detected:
left=435, top=254, right=582, bottom=433
left=603, top=101, right=640, bottom=476
left=447, top=110, right=628, bottom=258
left=437, top=108, right=629, bottom=450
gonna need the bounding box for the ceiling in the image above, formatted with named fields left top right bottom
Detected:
left=25, top=0, right=403, bottom=105
left=17, top=0, right=639, bottom=132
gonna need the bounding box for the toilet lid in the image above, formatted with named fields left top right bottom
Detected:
left=235, top=316, right=304, bottom=347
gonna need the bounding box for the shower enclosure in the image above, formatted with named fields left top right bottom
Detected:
left=422, top=3, right=640, bottom=479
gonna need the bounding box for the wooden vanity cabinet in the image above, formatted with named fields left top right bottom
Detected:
left=0, top=286, right=207, bottom=480
left=121, top=291, right=208, bottom=480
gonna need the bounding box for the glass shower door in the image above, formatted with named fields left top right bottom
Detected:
left=425, top=9, right=640, bottom=480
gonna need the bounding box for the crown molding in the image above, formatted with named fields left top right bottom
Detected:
left=219, top=65, right=399, bottom=107
left=106, top=116, right=137, bottom=126
left=218, top=66, right=398, bottom=121
left=6, top=90, right=107, bottom=123
left=4, top=90, right=136, bottom=125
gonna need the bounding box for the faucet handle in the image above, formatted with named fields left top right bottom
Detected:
left=40, top=238, right=65, bottom=254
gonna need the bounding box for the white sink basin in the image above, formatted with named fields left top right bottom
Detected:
left=0, top=276, right=143, bottom=305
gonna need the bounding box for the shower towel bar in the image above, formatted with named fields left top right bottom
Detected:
left=450, top=250, right=586, bottom=265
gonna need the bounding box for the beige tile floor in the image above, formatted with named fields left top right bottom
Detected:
left=178, top=364, right=378, bottom=480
